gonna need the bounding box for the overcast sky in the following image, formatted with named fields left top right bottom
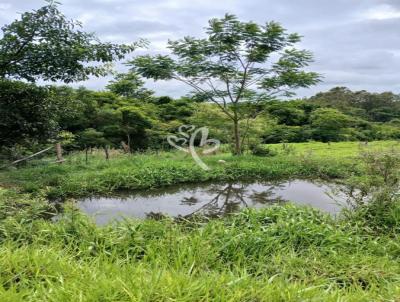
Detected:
left=1, top=0, right=399, bottom=97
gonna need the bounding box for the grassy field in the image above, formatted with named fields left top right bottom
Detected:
left=1, top=141, right=400, bottom=301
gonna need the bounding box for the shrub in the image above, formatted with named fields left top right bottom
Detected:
left=250, top=144, right=277, bottom=157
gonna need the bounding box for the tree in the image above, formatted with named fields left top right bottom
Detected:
left=106, top=73, right=154, bottom=100
left=266, top=101, right=308, bottom=126
left=0, top=80, right=58, bottom=148
left=310, top=108, right=352, bottom=142
left=309, top=87, right=356, bottom=111
left=0, top=1, right=139, bottom=82
left=120, top=106, right=152, bottom=152
left=157, top=98, right=195, bottom=122
left=130, top=14, right=320, bottom=154
left=308, top=87, right=400, bottom=122
left=77, top=128, right=109, bottom=162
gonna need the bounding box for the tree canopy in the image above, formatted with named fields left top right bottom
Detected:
left=106, top=73, right=154, bottom=100
left=130, top=14, right=320, bottom=154
left=0, top=1, right=139, bottom=83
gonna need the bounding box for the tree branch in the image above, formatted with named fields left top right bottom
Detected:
left=173, top=75, right=234, bottom=120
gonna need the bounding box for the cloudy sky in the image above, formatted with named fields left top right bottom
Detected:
left=1, top=0, right=399, bottom=97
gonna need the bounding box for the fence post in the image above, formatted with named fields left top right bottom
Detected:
left=55, top=142, right=64, bottom=164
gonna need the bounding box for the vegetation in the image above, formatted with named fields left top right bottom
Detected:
left=1, top=2, right=400, bottom=301
left=130, top=14, right=320, bottom=154
left=0, top=203, right=400, bottom=301
left=3, top=82, right=400, bottom=162
left=2, top=141, right=394, bottom=199
left=0, top=1, right=137, bottom=82
left=1, top=138, right=400, bottom=301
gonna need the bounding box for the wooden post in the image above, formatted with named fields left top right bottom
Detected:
left=127, top=134, right=132, bottom=153
left=121, top=141, right=130, bottom=153
left=104, top=145, right=110, bottom=160
left=85, top=147, right=89, bottom=164
left=55, top=143, right=64, bottom=164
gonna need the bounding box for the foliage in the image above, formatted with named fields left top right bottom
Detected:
left=309, top=87, right=400, bottom=123
left=0, top=2, right=138, bottom=83
left=344, top=149, right=400, bottom=208
left=0, top=80, right=58, bottom=148
left=106, top=73, right=154, bottom=100
left=249, top=144, right=277, bottom=157
left=77, top=128, right=108, bottom=149
left=310, top=108, right=352, bottom=142
left=130, top=14, right=320, bottom=154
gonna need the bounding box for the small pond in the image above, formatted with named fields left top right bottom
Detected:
left=77, top=180, right=348, bottom=225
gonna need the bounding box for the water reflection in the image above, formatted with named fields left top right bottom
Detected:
left=77, top=180, right=347, bottom=225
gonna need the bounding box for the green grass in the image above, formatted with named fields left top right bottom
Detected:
left=0, top=197, right=399, bottom=301
left=1, top=141, right=400, bottom=301
left=2, top=141, right=399, bottom=198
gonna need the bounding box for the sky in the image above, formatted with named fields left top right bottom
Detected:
left=0, top=0, right=399, bottom=98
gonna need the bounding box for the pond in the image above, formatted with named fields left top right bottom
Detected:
left=77, top=180, right=348, bottom=225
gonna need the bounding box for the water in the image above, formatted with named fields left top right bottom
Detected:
left=77, top=180, right=348, bottom=225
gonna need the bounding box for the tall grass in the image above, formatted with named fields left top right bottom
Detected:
left=0, top=198, right=399, bottom=301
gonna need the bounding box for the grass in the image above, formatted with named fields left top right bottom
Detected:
left=0, top=196, right=399, bottom=301
left=2, top=141, right=398, bottom=199
left=1, top=141, right=400, bottom=301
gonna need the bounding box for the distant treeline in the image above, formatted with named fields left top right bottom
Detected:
left=1, top=79, right=400, bottom=160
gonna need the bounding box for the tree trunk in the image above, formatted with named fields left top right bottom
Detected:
left=104, top=145, right=110, bottom=160
left=121, top=141, right=130, bottom=153
left=127, top=134, right=132, bottom=153
left=233, top=120, right=241, bottom=155
left=55, top=142, right=64, bottom=164
left=85, top=147, right=88, bottom=164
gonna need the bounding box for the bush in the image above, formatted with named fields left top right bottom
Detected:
left=250, top=144, right=277, bottom=157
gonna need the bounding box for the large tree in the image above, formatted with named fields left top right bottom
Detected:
left=130, top=14, right=320, bottom=154
left=106, top=73, right=154, bottom=100
left=0, top=80, right=60, bottom=149
left=310, top=108, right=352, bottom=142
left=0, top=1, right=139, bottom=83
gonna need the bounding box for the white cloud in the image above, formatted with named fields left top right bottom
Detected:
left=362, top=4, right=400, bottom=20
left=0, top=3, right=11, bottom=10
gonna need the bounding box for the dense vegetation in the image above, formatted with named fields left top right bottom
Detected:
left=2, top=80, right=400, bottom=161
left=1, top=199, right=399, bottom=301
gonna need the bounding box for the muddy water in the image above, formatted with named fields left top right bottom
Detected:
left=77, top=180, right=348, bottom=225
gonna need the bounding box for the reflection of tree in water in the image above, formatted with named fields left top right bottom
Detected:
left=249, top=183, right=287, bottom=204
left=143, top=182, right=290, bottom=219
left=182, top=183, right=289, bottom=218
left=181, top=196, right=200, bottom=205
left=185, top=183, right=245, bottom=218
